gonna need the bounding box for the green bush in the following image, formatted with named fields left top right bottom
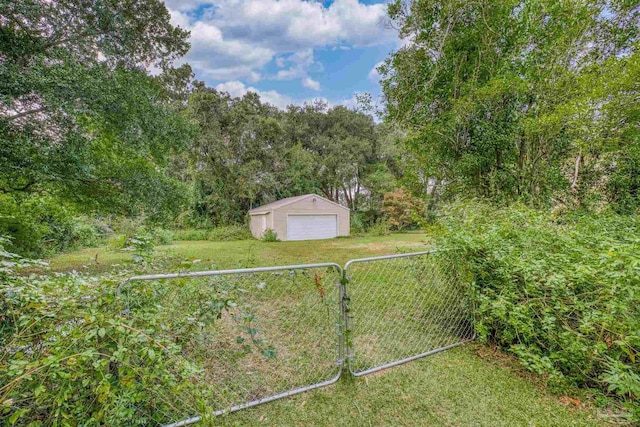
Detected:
left=350, top=212, right=367, bottom=235
left=437, top=201, right=640, bottom=420
left=107, top=227, right=172, bottom=249
left=606, top=145, right=640, bottom=214
left=368, top=218, right=391, bottom=236
left=109, top=216, right=147, bottom=239
left=207, top=225, right=252, bottom=241
left=0, top=236, right=272, bottom=425
left=261, top=228, right=279, bottom=242
left=0, top=195, right=110, bottom=257
left=107, top=234, right=128, bottom=249
left=172, top=229, right=209, bottom=241
left=382, top=188, right=425, bottom=231
left=72, top=218, right=109, bottom=248
left=0, top=238, right=201, bottom=424
left=152, top=228, right=174, bottom=245
left=123, top=231, right=156, bottom=264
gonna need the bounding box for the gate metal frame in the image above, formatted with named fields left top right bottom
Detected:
left=343, top=250, right=476, bottom=377
left=118, top=263, right=344, bottom=427
left=117, top=251, right=475, bottom=426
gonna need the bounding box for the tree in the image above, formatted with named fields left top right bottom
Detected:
left=382, top=188, right=424, bottom=230
left=185, top=87, right=287, bottom=225
left=182, top=85, right=403, bottom=225
left=282, top=104, right=379, bottom=209
left=381, top=0, right=639, bottom=209
left=0, top=0, right=192, bottom=215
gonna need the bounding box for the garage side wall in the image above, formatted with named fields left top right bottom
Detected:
left=272, top=197, right=349, bottom=240
left=249, top=212, right=271, bottom=239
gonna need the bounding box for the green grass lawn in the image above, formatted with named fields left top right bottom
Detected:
left=46, top=233, right=431, bottom=272
left=47, top=234, right=611, bottom=426
left=217, top=345, right=603, bottom=427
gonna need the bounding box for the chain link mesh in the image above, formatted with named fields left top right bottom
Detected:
left=344, top=251, right=475, bottom=376
left=112, top=251, right=474, bottom=425
left=118, top=264, right=343, bottom=426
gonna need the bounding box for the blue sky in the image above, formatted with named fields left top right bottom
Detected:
left=163, top=0, right=398, bottom=109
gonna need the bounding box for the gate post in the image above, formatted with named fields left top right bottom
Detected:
left=339, top=269, right=353, bottom=375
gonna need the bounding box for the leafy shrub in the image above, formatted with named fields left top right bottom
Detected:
left=0, top=239, right=196, bottom=424
left=123, top=232, right=156, bottom=264
left=382, top=188, right=425, bottom=231
left=107, top=234, right=128, bottom=250
left=350, top=212, right=367, bottom=235
left=261, top=229, right=279, bottom=242
left=72, top=218, right=109, bottom=248
left=351, top=210, right=388, bottom=235
left=1, top=278, right=197, bottom=425
left=0, top=236, right=272, bottom=425
left=437, top=201, right=640, bottom=420
left=207, top=225, right=252, bottom=241
left=108, top=227, right=172, bottom=250
left=109, top=218, right=171, bottom=243
left=0, top=195, right=75, bottom=257
left=368, top=218, right=391, bottom=236
left=110, top=215, right=147, bottom=239
left=606, top=144, right=640, bottom=214
left=172, top=229, right=209, bottom=241
left=0, top=195, right=112, bottom=257
left=152, top=228, right=174, bottom=245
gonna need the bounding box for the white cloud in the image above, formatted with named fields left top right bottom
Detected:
left=209, top=0, right=391, bottom=50
left=273, top=49, right=323, bottom=89
left=215, top=81, right=295, bottom=109
left=184, top=20, right=274, bottom=81
left=168, top=8, right=190, bottom=28
left=368, top=61, right=385, bottom=82
left=258, top=90, right=297, bottom=109
left=302, top=77, right=321, bottom=91
left=164, top=0, right=212, bottom=12
left=166, top=0, right=395, bottom=88
left=214, top=80, right=248, bottom=97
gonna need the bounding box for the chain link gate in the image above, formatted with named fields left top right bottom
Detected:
left=117, top=263, right=344, bottom=426
left=116, top=251, right=474, bottom=426
left=343, top=250, right=476, bottom=376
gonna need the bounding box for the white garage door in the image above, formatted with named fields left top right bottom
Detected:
left=287, top=215, right=337, bottom=241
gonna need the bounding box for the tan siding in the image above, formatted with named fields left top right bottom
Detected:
left=249, top=212, right=271, bottom=239
left=272, top=197, right=349, bottom=240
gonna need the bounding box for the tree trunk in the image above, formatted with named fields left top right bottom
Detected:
left=342, top=184, right=352, bottom=209
left=321, top=188, right=332, bottom=200
left=570, top=151, right=582, bottom=192
left=426, top=178, right=440, bottom=220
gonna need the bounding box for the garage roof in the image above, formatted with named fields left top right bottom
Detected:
left=249, top=194, right=350, bottom=214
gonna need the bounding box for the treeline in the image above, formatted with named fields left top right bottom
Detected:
left=2, top=0, right=638, bottom=257
left=0, top=1, right=410, bottom=256
left=1, top=0, right=196, bottom=255
left=179, top=86, right=404, bottom=227
left=382, top=0, right=639, bottom=212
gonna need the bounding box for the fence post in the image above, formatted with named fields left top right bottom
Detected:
left=339, top=269, right=353, bottom=375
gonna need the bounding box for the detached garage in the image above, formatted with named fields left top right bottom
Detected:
left=249, top=194, right=350, bottom=241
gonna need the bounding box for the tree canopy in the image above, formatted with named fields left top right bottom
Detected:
left=0, top=0, right=193, bottom=216
left=381, top=0, right=639, bottom=210
left=182, top=88, right=400, bottom=226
